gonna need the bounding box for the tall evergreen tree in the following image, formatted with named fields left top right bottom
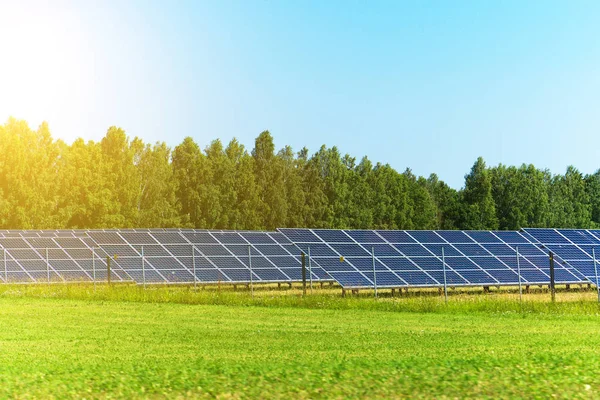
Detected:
left=461, top=157, right=499, bottom=229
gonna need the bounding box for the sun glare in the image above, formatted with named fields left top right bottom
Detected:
left=0, top=2, right=94, bottom=138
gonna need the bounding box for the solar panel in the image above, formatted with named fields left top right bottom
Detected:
left=0, top=228, right=590, bottom=288
left=278, top=228, right=588, bottom=289
left=522, top=228, right=600, bottom=283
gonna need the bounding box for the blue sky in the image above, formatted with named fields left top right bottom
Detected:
left=0, top=0, right=598, bottom=188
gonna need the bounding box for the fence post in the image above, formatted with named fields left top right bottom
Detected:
left=92, top=248, right=96, bottom=291
left=442, top=247, right=448, bottom=304
left=301, top=253, right=307, bottom=296
left=549, top=251, right=556, bottom=303
left=192, top=245, right=197, bottom=290
left=516, top=246, right=522, bottom=304
left=46, top=248, right=50, bottom=284
left=372, top=246, right=378, bottom=298
left=106, top=256, right=111, bottom=286
left=248, top=245, right=254, bottom=298
left=3, top=248, right=6, bottom=284
left=594, top=248, right=600, bottom=303
left=308, top=246, right=313, bottom=293
left=142, top=246, right=146, bottom=289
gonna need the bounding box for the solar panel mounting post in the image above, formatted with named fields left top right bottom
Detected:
left=248, top=245, right=254, bottom=298
left=192, top=245, right=197, bottom=290
left=142, top=246, right=146, bottom=289
left=46, top=248, right=50, bottom=284
left=441, top=247, right=448, bottom=304
left=516, top=246, right=522, bottom=304
left=549, top=251, right=556, bottom=302
left=106, top=256, right=111, bottom=286
left=3, top=248, right=6, bottom=284
left=301, top=252, right=306, bottom=296
left=92, top=248, right=96, bottom=291
left=308, top=246, right=313, bottom=293
left=372, top=246, right=377, bottom=298
left=593, top=248, right=600, bottom=303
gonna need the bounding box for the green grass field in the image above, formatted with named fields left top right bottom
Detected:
left=1, top=285, right=600, bottom=398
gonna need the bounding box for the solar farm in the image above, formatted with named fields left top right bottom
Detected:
left=5, top=228, right=600, bottom=398
left=2, top=227, right=600, bottom=292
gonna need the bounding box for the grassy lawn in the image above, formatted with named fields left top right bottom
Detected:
left=0, top=287, right=599, bottom=398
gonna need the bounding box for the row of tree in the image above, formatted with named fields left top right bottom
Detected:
left=0, top=118, right=598, bottom=230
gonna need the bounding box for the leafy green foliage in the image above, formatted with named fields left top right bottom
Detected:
left=0, top=117, right=598, bottom=230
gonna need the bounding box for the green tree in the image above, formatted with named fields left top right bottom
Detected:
left=548, top=166, right=591, bottom=228
left=461, top=157, right=499, bottom=229
left=252, top=131, right=287, bottom=230
left=136, top=142, right=181, bottom=227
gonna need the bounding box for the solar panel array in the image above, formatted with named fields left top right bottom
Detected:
left=0, top=228, right=595, bottom=289
left=88, top=230, right=329, bottom=284
left=278, top=228, right=587, bottom=289
left=522, top=228, right=600, bottom=284
left=0, top=229, right=330, bottom=284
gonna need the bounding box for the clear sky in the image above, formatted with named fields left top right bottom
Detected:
left=0, top=0, right=598, bottom=188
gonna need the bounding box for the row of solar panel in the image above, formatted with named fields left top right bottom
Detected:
left=0, top=230, right=330, bottom=284
left=0, top=228, right=598, bottom=289
left=277, top=229, right=590, bottom=288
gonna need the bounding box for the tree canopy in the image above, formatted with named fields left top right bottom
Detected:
left=0, top=118, right=597, bottom=230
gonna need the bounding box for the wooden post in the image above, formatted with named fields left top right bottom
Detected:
left=106, top=256, right=111, bottom=286
left=301, top=253, right=307, bottom=296
left=549, top=251, right=556, bottom=302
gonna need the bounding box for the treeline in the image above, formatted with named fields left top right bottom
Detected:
left=1, top=117, right=599, bottom=230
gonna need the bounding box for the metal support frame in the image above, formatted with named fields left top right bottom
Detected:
left=516, top=246, right=522, bottom=304
left=46, top=248, right=50, bottom=284
left=142, top=246, right=146, bottom=289
left=442, top=247, right=448, bottom=304
left=301, top=253, right=306, bottom=295
left=106, top=256, right=111, bottom=286
left=248, top=245, right=254, bottom=298
left=372, top=246, right=377, bottom=298
left=593, top=248, right=599, bottom=303
left=308, top=246, right=313, bottom=293
left=92, top=248, right=96, bottom=291
left=192, top=245, right=197, bottom=290
left=549, top=251, right=556, bottom=302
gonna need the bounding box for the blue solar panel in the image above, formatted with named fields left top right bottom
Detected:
left=492, top=231, right=530, bottom=244
left=436, top=231, right=474, bottom=243
left=361, top=271, right=406, bottom=286
left=328, top=243, right=371, bottom=257
left=394, top=270, right=437, bottom=285
left=406, top=231, right=445, bottom=243
left=457, top=270, right=496, bottom=284
left=557, top=229, right=599, bottom=245
left=0, top=227, right=594, bottom=288
left=452, top=244, right=490, bottom=257
left=277, top=229, right=321, bottom=243
left=444, top=257, right=480, bottom=270
left=369, top=243, right=402, bottom=256
left=545, top=244, right=590, bottom=259
left=426, top=270, right=467, bottom=285
left=375, top=230, right=416, bottom=243
left=392, top=244, right=432, bottom=257
left=523, top=229, right=570, bottom=244
left=480, top=243, right=515, bottom=256
left=312, top=229, right=353, bottom=243
left=422, top=244, right=462, bottom=257
left=344, top=230, right=386, bottom=243
left=380, top=257, right=421, bottom=271
left=465, top=231, right=502, bottom=243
